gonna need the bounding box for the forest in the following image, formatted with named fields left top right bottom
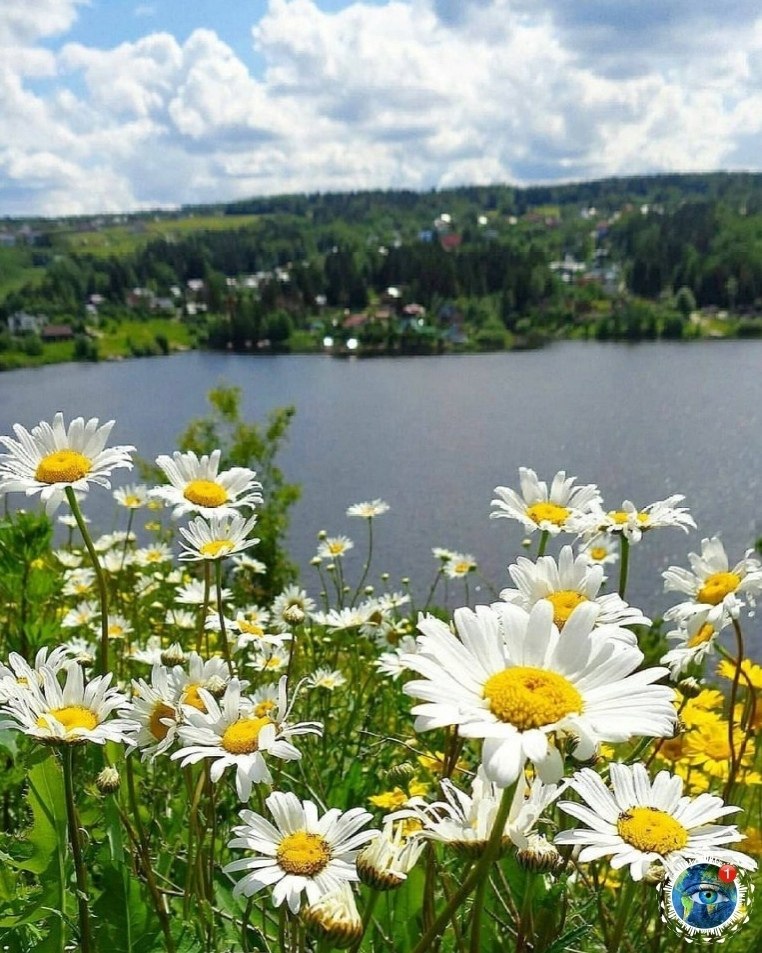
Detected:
left=1, top=170, right=762, bottom=365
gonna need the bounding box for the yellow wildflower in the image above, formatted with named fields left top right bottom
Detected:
left=716, top=659, right=762, bottom=690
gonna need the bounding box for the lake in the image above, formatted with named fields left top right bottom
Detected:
left=1, top=341, right=762, bottom=640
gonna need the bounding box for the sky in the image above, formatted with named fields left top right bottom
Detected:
left=2, top=0, right=762, bottom=217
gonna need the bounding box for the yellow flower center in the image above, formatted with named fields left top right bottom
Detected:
left=546, top=590, right=588, bottom=629
left=183, top=479, right=228, bottom=508
left=608, top=510, right=649, bottom=525
left=589, top=546, right=608, bottom=561
left=38, top=705, right=99, bottom=733
left=254, top=699, right=277, bottom=718
left=452, top=561, right=471, bottom=575
left=220, top=716, right=272, bottom=754
left=483, top=666, right=583, bottom=729
left=697, top=572, right=741, bottom=605
left=199, top=540, right=234, bottom=558
left=149, top=702, right=175, bottom=741
left=616, top=806, right=688, bottom=855
left=276, top=831, right=331, bottom=876
left=108, top=623, right=125, bottom=638
left=687, top=623, right=715, bottom=648
left=525, top=502, right=570, bottom=527
left=328, top=541, right=345, bottom=555
left=35, top=449, right=92, bottom=484
left=238, top=620, right=265, bottom=637
left=124, top=495, right=142, bottom=507
left=183, top=684, right=207, bottom=712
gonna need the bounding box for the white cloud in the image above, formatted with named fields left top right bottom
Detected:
left=1, top=0, right=762, bottom=215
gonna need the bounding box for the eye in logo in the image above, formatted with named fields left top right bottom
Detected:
left=658, top=857, right=754, bottom=943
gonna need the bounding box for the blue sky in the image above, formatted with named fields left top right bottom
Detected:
left=2, top=0, right=761, bottom=216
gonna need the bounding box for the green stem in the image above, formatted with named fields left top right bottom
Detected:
left=537, top=530, right=550, bottom=558
left=350, top=889, right=380, bottom=953
left=352, top=518, right=374, bottom=607
left=723, top=619, right=746, bottom=799
left=65, top=486, right=110, bottom=675
left=119, top=508, right=135, bottom=573
left=608, top=875, right=636, bottom=953
left=196, top=560, right=211, bottom=655
left=62, top=747, right=93, bottom=953
left=617, top=536, right=630, bottom=599
left=410, top=784, right=515, bottom=953
left=214, top=560, right=234, bottom=676
left=423, top=567, right=443, bottom=612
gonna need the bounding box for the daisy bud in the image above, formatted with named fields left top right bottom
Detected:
left=283, top=605, right=305, bottom=625
left=301, top=884, right=363, bottom=949
left=522, top=537, right=533, bottom=548
left=95, top=766, right=121, bottom=794
left=310, top=556, right=322, bottom=566
left=515, top=834, right=565, bottom=874
left=326, top=563, right=336, bottom=573
left=381, top=572, right=390, bottom=581
left=356, top=822, right=425, bottom=891
left=387, top=761, right=416, bottom=783
left=317, top=530, right=328, bottom=540
left=401, top=577, right=410, bottom=585
left=205, top=675, right=228, bottom=697
left=676, top=676, right=702, bottom=698
left=364, top=585, right=374, bottom=595
left=160, top=643, right=187, bottom=666
left=643, top=864, right=666, bottom=885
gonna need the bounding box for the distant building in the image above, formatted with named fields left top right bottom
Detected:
left=8, top=311, right=46, bottom=335
left=41, top=325, right=74, bottom=342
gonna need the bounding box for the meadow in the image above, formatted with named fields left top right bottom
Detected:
left=0, top=402, right=759, bottom=953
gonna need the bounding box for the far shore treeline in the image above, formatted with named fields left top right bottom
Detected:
left=2, top=171, right=762, bottom=369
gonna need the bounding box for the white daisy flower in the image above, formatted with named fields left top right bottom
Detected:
left=576, top=534, right=618, bottom=568
left=102, top=549, right=134, bottom=572
left=62, top=636, right=97, bottom=666
left=164, top=608, right=197, bottom=630
left=1, top=662, right=135, bottom=746
left=660, top=610, right=729, bottom=678
left=271, top=586, right=316, bottom=632
left=663, top=536, right=762, bottom=626
left=90, top=614, right=133, bottom=641
left=0, top=413, right=134, bottom=515
left=170, top=652, right=232, bottom=712
left=402, top=601, right=675, bottom=786
left=555, top=762, right=757, bottom=880
left=432, top=547, right=457, bottom=563
left=491, top=468, right=601, bottom=536
left=499, top=545, right=650, bottom=634
left=375, top=636, right=418, bottom=680
left=312, top=606, right=371, bottom=632
left=443, top=553, right=477, bottom=579
left=152, top=449, right=262, bottom=519
left=61, top=600, right=100, bottom=629
left=0, top=646, right=74, bottom=701
left=207, top=611, right=289, bottom=651
left=394, top=770, right=563, bottom=855
left=178, top=513, right=259, bottom=562
left=231, top=553, right=267, bottom=575
left=129, top=664, right=180, bottom=759
left=308, top=668, right=347, bottom=690
left=172, top=677, right=321, bottom=800
left=575, top=495, right=696, bottom=543
left=346, top=499, right=390, bottom=519
left=249, top=683, right=280, bottom=720
left=128, top=636, right=167, bottom=666
left=317, top=536, right=354, bottom=560
left=134, top=543, right=173, bottom=567
left=54, top=549, right=83, bottom=569
left=113, top=483, right=150, bottom=509
left=62, top=568, right=96, bottom=598
left=301, top=883, right=363, bottom=948
left=176, top=578, right=231, bottom=605
left=246, top=645, right=290, bottom=674
left=357, top=819, right=425, bottom=890
left=224, top=791, right=377, bottom=912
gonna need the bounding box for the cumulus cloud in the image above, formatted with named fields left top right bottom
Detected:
left=0, top=0, right=761, bottom=215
